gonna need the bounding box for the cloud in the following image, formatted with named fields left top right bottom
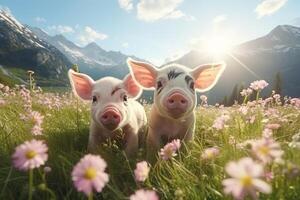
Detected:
left=48, top=25, right=74, bottom=34
left=35, top=17, right=46, bottom=23
left=79, top=26, right=108, bottom=45
left=137, top=0, right=185, bottom=22
left=118, top=0, right=133, bottom=12
left=255, top=0, right=288, bottom=18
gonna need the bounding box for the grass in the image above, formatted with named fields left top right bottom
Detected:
left=0, top=87, right=300, bottom=200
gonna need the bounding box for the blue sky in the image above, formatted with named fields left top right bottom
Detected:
left=1, top=0, right=300, bottom=64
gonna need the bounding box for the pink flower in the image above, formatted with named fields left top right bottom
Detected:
left=262, top=128, right=273, bottom=139
left=72, top=154, right=109, bottom=196
left=159, top=139, right=181, bottom=160
left=12, top=139, right=48, bottom=171
left=171, top=139, right=181, bottom=150
left=222, top=157, right=271, bottom=200
left=134, top=161, right=150, bottom=182
left=290, top=98, right=300, bottom=108
left=130, top=189, right=159, bottom=200
left=251, top=137, right=284, bottom=164
left=250, top=80, right=269, bottom=91
left=239, top=106, right=248, bottom=115
left=265, top=123, right=280, bottom=130
left=212, top=114, right=230, bottom=130
left=30, top=111, right=44, bottom=126
left=200, top=95, right=208, bottom=104
left=31, top=125, right=43, bottom=135
left=201, top=147, right=220, bottom=160
left=0, top=99, right=5, bottom=106
left=240, top=88, right=253, bottom=96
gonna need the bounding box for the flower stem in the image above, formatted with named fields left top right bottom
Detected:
left=28, top=169, right=33, bottom=200
left=88, top=193, right=93, bottom=200
left=256, top=91, right=260, bottom=101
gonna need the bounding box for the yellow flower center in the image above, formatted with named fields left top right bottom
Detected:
left=26, top=150, right=37, bottom=159
left=84, top=167, right=97, bottom=180
left=241, top=175, right=253, bottom=186
left=259, top=146, right=270, bottom=155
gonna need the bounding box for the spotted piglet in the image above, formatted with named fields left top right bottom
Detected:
left=68, top=69, right=147, bottom=156
left=127, top=58, right=226, bottom=158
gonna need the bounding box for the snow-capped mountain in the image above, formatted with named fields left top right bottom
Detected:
left=173, top=25, right=300, bottom=103
left=0, top=10, right=72, bottom=86
left=30, top=27, right=139, bottom=79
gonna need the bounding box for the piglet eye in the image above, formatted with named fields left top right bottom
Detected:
left=123, top=94, right=128, bottom=102
left=157, top=81, right=163, bottom=89
left=92, top=96, right=97, bottom=103
left=189, top=81, right=195, bottom=90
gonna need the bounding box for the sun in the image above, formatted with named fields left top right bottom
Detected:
left=203, top=36, right=233, bottom=57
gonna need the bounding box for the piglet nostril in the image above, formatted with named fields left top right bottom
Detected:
left=181, top=99, right=187, bottom=104
left=102, top=115, right=108, bottom=119
left=113, top=115, right=119, bottom=119
left=168, top=99, right=174, bottom=104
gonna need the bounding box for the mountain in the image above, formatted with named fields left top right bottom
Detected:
left=0, top=10, right=72, bottom=86
left=30, top=27, right=140, bottom=80
left=172, top=25, right=300, bottom=103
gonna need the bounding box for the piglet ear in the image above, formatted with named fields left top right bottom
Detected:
left=191, top=62, right=226, bottom=92
left=127, top=58, right=157, bottom=90
left=122, top=74, right=142, bottom=100
left=68, top=69, right=94, bottom=100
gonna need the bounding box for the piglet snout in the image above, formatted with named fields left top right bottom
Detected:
left=100, top=108, right=122, bottom=130
left=164, top=92, right=188, bottom=118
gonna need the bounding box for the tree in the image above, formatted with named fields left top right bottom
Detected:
left=273, top=72, right=282, bottom=95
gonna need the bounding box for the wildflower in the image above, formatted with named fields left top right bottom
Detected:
left=201, top=147, right=220, bottom=160
left=72, top=154, right=109, bottom=196
left=200, top=95, right=208, bottom=104
left=159, top=139, right=181, bottom=160
left=134, top=161, right=150, bottom=182
left=288, top=132, right=300, bottom=149
left=262, top=128, right=273, bottom=139
left=212, top=114, right=230, bottom=130
left=222, top=157, right=271, bottom=200
left=0, top=99, right=5, bottom=106
left=30, top=111, right=44, bottom=126
left=240, top=88, right=253, bottom=96
left=252, top=137, right=284, bottom=164
left=250, top=80, right=269, bottom=91
left=12, top=139, right=48, bottom=171
left=290, top=98, right=300, bottom=108
left=44, top=166, right=52, bottom=173
left=31, top=125, right=43, bottom=135
left=130, top=189, right=159, bottom=200
left=264, top=171, right=274, bottom=182
left=265, top=123, right=280, bottom=130
left=239, top=106, right=248, bottom=115
left=171, top=139, right=181, bottom=150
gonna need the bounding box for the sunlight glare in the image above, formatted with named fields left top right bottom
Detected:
left=203, top=36, right=233, bottom=57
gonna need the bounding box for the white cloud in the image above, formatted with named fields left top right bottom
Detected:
left=79, top=26, right=108, bottom=45
left=35, top=17, right=46, bottom=23
left=137, top=0, right=185, bottom=22
left=48, top=25, right=74, bottom=34
left=118, top=0, right=133, bottom=12
left=213, top=15, right=227, bottom=24
left=255, top=0, right=288, bottom=18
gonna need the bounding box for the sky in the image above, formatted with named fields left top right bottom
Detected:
left=1, top=0, right=300, bottom=65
